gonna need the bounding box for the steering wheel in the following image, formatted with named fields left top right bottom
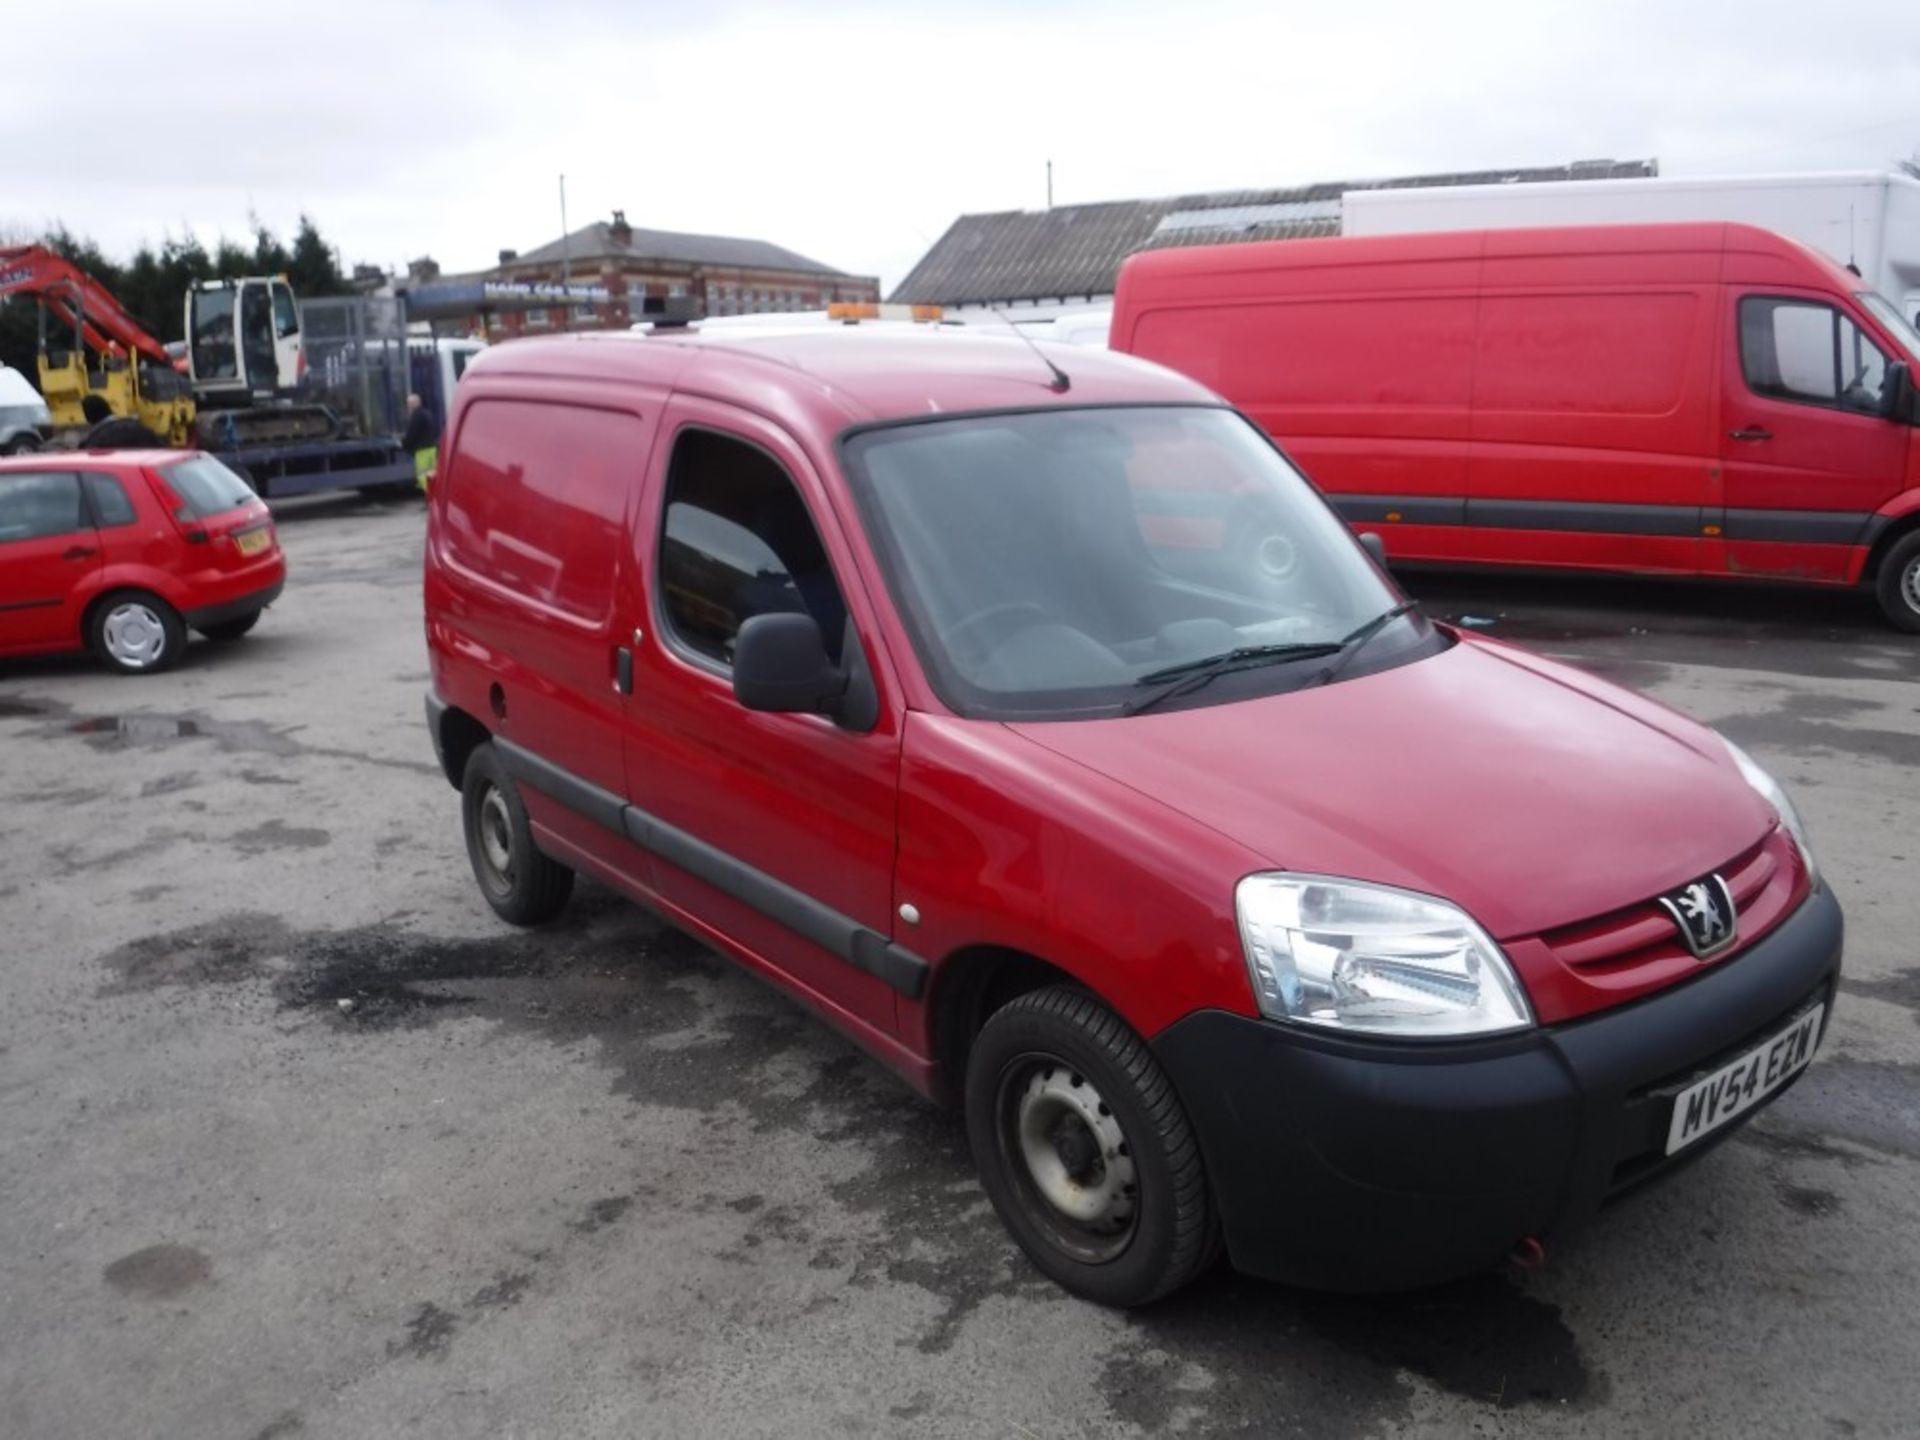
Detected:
left=942, top=601, right=1052, bottom=659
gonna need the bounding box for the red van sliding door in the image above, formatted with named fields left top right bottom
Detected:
left=1121, top=240, right=1481, bottom=564
left=1465, top=264, right=1717, bottom=574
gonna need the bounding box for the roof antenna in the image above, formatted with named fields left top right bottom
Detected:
left=996, top=309, right=1071, bottom=392
left=1847, top=204, right=1862, bottom=277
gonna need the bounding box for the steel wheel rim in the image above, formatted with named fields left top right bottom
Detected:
left=1902, top=554, right=1920, bottom=615
left=102, top=603, right=167, bottom=667
left=477, top=787, right=515, bottom=893
left=999, top=1056, right=1138, bottom=1264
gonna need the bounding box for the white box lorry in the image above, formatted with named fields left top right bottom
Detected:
left=1343, top=171, right=1920, bottom=325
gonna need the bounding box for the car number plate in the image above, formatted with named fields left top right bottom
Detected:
left=235, top=528, right=271, bottom=556
left=1665, top=1003, right=1823, bottom=1155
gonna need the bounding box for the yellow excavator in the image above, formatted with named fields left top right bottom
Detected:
left=0, top=244, right=332, bottom=448
left=0, top=244, right=412, bottom=496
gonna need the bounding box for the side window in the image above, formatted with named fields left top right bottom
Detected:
left=1739, top=297, right=1890, bottom=414
left=0, top=472, right=86, bottom=543
left=440, top=400, right=637, bottom=624
left=271, top=284, right=300, bottom=340
left=83, top=473, right=138, bottom=528
left=659, top=429, right=848, bottom=667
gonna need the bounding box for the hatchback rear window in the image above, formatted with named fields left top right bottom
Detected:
left=161, top=456, right=256, bottom=516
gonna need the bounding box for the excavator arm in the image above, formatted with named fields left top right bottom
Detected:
left=0, top=245, right=174, bottom=367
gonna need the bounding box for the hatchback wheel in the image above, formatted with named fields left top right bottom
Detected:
left=965, top=986, right=1218, bottom=1307
left=89, top=591, right=185, bottom=674
left=1876, top=532, right=1920, bottom=634
left=461, top=743, right=574, bottom=925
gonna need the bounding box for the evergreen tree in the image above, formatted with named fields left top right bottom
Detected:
left=1, top=216, right=361, bottom=380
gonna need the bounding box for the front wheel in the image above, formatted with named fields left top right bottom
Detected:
left=461, top=742, right=574, bottom=925
left=965, top=986, right=1219, bottom=1307
left=1875, top=531, right=1920, bottom=634
left=89, top=591, right=186, bottom=674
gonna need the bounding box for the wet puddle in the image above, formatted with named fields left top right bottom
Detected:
left=72, top=715, right=206, bottom=743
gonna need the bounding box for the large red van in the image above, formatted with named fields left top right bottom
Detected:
left=1110, top=223, right=1920, bottom=629
left=423, top=328, right=1840, bottom=1304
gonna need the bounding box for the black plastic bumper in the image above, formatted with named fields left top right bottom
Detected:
left=183, top=576, right=284, bottom=630
left=1153, top=884, right=1843, bottom=1293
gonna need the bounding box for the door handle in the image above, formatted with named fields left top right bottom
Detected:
left=614, top=645, right=633, bottom=696
left=1727, top=427, right=1773, bottom=442
left=62, top=545, right=97, bottom=560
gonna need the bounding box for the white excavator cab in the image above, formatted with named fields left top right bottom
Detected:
left=186, top=277, right=305, bottom=402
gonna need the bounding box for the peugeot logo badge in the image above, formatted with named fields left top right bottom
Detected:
left=1659, top=873, right=1738, bottom=959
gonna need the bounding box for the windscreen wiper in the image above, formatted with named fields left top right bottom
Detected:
left=1122, top=642, right=1344, bottom=716
left=1312, top=601, right=1422, bottom=688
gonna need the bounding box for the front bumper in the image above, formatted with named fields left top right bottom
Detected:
left=1153, top=883, right=1843, bottom=1293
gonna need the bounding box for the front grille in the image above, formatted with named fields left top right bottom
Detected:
left=1537, top=829, right=1806, bottom=1001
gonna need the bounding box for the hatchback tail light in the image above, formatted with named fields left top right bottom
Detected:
left=146, top=471, right=209, bottom=543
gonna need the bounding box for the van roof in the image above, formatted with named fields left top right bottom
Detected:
left=1116, top=220, right=1862, bottom=291
left=459, top=327, right=1215, bottom=426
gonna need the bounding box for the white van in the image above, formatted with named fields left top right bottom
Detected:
left=0, top=365, right=51, bottom=454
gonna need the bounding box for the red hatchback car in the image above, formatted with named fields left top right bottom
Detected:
left=0, top=450, right=284, bottom=673
left=423, top=329, right=1841, bottom=1305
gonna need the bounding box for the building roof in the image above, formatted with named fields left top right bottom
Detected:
left=890, top=159, right=1659, bottom=305
left=507, top=218, right=853, bottom=278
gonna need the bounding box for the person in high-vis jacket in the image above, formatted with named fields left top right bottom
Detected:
left=401, top=393, right=439, bottom=490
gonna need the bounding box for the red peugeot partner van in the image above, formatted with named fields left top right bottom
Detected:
left=1111, top=223, right=1920, bottom=630
left=423, top=328, right=1841, bottom=1305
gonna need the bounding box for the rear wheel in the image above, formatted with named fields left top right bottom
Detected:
left=1875, top=531, right=1920, bottom=633
left=461, top=743, right=573, bottom=925
left=197, top=612, right=261, bottom=642
left=965, top=986, right=1218, bottom=1307
left=89, top=591, right=186, bottom=674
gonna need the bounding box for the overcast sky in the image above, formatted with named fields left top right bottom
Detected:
left=7, top=0, right=1918, bottom=292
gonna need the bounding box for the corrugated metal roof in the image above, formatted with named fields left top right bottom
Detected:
left=890, top=159, right=1659, bottom=305
left=505, top=221, right=853, bottom=278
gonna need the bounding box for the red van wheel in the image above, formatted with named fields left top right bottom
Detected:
left=1876, top=532, right=1920, bottom=634
left=460, top=743, right=574, bottom=925
left=965, top=986, right=1218, bottom=1307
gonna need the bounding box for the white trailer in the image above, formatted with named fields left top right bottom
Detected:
left=1343, top=171, right=1920, bottom=324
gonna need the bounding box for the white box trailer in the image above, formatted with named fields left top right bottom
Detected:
left=1343, top=171, right=1920, bottom=324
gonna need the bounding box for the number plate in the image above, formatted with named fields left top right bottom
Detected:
left=235, top=528, right=271, bottom=557
left=1665, top=1003, right=1823, bottom=1155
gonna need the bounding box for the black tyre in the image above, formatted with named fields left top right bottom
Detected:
left=1875, top=531, right=1920, bottom=634
left=965, top=985, right=1219, bottom=1307
left=88, top=590, right=186, bottom=674
left=461, top=743, right=574, bottom=925
left=197, top=611, right=261, bottom=643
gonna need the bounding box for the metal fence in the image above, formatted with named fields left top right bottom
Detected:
left=301, top=295, right=409, bottom=440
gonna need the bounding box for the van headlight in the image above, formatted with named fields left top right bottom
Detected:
left=1234, top=875, right=1532, bottom=1037
left=1721, top=737, right=1820, bottom=887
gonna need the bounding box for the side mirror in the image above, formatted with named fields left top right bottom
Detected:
left=732, top=612, right=848, bottom=716
left=1357, top=530, right=1388, bottom=566
left=1881, top=360, right=1916, bottom=423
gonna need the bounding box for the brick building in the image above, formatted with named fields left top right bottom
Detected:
left=449, top=210, right=878, bottom=337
